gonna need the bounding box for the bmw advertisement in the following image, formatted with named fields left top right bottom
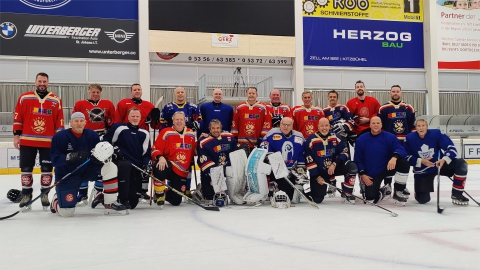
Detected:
left=0, top=0, right=138, bottom=60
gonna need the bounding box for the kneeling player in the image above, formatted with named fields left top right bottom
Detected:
left=151, top=112, right=197, bottom=207
left=304, top=118, right=357, bottom=204
left=49, top=112, right=126, bottom=217
left=354, top=117, right=409, bottom=205
left=405, top=119, right=469, bottom=205
left=196, top=119, right=237, bottom=206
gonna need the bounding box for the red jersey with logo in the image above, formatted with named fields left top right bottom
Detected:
left=73, top=99, right=115, bottom=135
left=114, top=98, right=159, bottom=131
left=292, top=105, right=325, bottom=139
left=13, top=91, right=64, bottom=148
left=346, top=96, right=380, bottom=135
left=231, top=101, right=272, bottom=148
left=152, top=127, right=197, bottom=178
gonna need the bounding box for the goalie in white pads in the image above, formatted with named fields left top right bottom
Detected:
left=260, top=117, right=306, bottom=204
left=196, top=120, right=237, bottom=206
left=49, top=112, right=127, bottom=216
left=304, top=118, right=358, bottom=204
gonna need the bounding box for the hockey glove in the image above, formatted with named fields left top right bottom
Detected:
left=141, top=162, right=153, bottom=179
left=186, top=121, right=200, bottom=131
left=332, top=123, right=348, bottom=137
left=7, top=189, right=22, bottom=203
left=149, top=108, right=161, bottom=124
left=112, top=146, right=126, bottom=162
left=272, top=116, right=282, bottom=127
left=66, top=151, right=89, bottom=163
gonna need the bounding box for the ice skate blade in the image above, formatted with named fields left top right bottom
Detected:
left=452, top=200, right=468, bottom=206
left=104, top=209, right=127, bottom=215
left=393, top=200, right=406, bottom=206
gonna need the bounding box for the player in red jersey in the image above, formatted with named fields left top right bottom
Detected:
left=13, top=72, right=64, bottom=210
left=264, top=89, right=292, bottom=128
left=346, top=80, right=380, bottom=135
left=292, top=91, right=325, bottom=139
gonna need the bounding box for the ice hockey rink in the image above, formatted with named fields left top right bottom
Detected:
left=1, top=166, right=480, bottom=270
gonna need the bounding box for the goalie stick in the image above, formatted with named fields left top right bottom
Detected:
left=437, top=167, right=445, bottom=214
left=130, top=163, right=220, bottom=211
left=446, top=176, right=480, bottom=206
left=0, top=159, right=91, bottom=220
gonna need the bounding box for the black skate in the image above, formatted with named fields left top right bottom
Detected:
left=403, top=187, right=410, bottom=198
left=40, top=191, right=50, bottom=211
left=139, top=192, right=150, bottom=204
left=451, top=190, right=469, bottom=206
left=393, top=190, right=408, bottom=206
left=19, top=193, right=32, bottom=211
left=120, top=200, right=131, bottom=213
left=76, top=194, right=88, bottom=207
left=380, top=184, right=392, bottom=199
left=91, top=192, right=104, bottom=209
left=104, top=201, right=127, bottom=215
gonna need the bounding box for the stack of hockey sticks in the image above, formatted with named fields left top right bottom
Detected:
left=131, top=163, right=220, bottom=211
left=0, top=159, right=91, bottom=220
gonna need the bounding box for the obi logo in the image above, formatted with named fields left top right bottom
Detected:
left=0, top=22, right=17, bottom=39
left=244, top=114, right=260, bottom=119
left=105, top=29, right=135, bottom=43
left=388, top=112, right=406, bottom=119
left=20, top=0, right=71, bottom=10
left=333, top=29, right=411, bottom=49
left=303, top=115, right=319, bottom=121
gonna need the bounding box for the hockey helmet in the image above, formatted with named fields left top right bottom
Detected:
left=91, top=141, right=114, bottom=164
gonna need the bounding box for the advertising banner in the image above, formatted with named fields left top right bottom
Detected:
left=303, top=0, right=424, bottom=68
left=0, top=12, right=138, bottom=60
left=437, top=2, right=480, bottom=70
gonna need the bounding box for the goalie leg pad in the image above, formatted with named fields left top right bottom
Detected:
left=244, top=148, right=271, bottom=199
left=210, top=166, right=228, bottom=193
left=226, top=149, right=248, bottom=204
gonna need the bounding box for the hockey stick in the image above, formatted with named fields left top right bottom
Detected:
left=0, top=159, right=91, bottom=220
left=282, top=175, right=319, bottom=209
left=447, top=176, right=480, bottom=206
left=437, top=167, right=445, bottom=214
left=130, top=163, right=220, bottom=211
left=154, top=96, right=164, bottom=108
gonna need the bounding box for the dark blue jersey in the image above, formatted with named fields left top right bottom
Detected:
left=378, top=101, right=415, bottom=141
left=260, top=128, right=305, bottom=169
left=323, top=104, right=355, bottom=132
left=404, top=129, right=457, bottom=178
left=305, top=132, right=349, bottom=179
left=161, top=101, right=203, bottom=129
left=200, top=102, right=233, bottom=134
left=103, top=122, right=151, bottom=167
left=354, top=131, right=407, bottom=177
left=50, top=128, right=100, bottom=178
left=197, top=131, right=237, bottom=174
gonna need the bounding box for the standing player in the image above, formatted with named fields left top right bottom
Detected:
left=260, top=117, right=305, bottom=202
left=404, top=119, right=469, bottom=205
left=196, top=119, right=237, bottom=204
left=103, top=108, right=151, bottom=211
left=73, top=83, right=115, bottom=205
left=346, top=80, right=380, bottom=135
left=13, top=72, right=64, bottom=210
left=354, top=117, right=410, bottom=205
left=378, top=85, right=416, bottom=197
left=304, top=118, right=357, bottom=204
left=49, top=112, right=126, bottom=216
left=264, top=89, right=291, bottom=128
left=115, top=83, right=159, bottom=201
left=152, top=112, right=197, bottom=207
left=199, top=88, right=233, bottom=137
left=292, top=91, right=325, bottom=139
left=323, top=90, right=355, bottom=145
left=231, top=87, right=272, bottom=149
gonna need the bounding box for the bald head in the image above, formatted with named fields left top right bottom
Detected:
left=212, top=88, right=223, bottom=103
left=370, top=116, right=382, bottom=135
left=318, top=118, right=331, bottom=136
left=174, top=87, right=186, bottom=103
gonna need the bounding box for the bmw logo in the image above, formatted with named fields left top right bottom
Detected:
left=0, top=22, right=17, bottom=39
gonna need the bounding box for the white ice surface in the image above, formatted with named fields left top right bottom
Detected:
left=1, top=166, right=480, bottom=270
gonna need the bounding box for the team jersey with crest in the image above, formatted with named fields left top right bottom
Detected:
left=264, top=102, right=292, bottom=128
left=346, top=96, right=380, bottom=135
left=378, top=101, right=416, bottom=141
left=151, top=127, right=197, bottom=178
left=114, top=98, right=158, bottom=131
left=160, top=101, right=203, bottom=130
left=404, top=129, right=457, bottom=178
left=323, top=104, right=355, bottom=132
left=73, top=99, right=115, bottom=135
left=197, top=131, right=237, bottom=174
left=13, top=91, right=64, bottom=148
left=231, top=101, right=272, bottom=148
left=291, top=105, right=325, bottom=139
left=304, top=132, right=349, bottom=179
left=260, top=128, right=305, bottom=169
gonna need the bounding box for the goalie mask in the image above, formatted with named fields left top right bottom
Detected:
left=271, top=191, right=291, bottom=209
left=213, top=192, right=228, bottom=207
left=91, top=141, right=114, bottom=164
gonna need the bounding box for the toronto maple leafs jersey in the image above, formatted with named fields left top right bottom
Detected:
left=378, top=101, right=415, bottom=141
left=304, top=132, right=349, bottom=179
left=404, top=129, right=458, bottom=178
left=260, top=128, right=305, bottom=169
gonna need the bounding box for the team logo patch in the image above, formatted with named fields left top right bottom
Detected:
left=21, top=175, right=32, bottom=186
left=394, top=120, right=405, bottom=133
left=0, top=22, right=17, bottom=39
left=273, top=134, right=282, bottom=140
left=176, top=153, right=187, bottom=163
left=65, top=193, right=74, bottom=203
left=41, top=174, right=52, bottom=185
left=33, top=117, right=47, bottom=134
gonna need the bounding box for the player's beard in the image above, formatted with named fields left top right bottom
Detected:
left=391, top=96, right=401, bottom=102
left=356, top=90, right=364, bottom=97
left=36, top=86, right=48, bottom=92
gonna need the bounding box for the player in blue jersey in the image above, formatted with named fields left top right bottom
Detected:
left=260, top=117, right=305, bottom=201
left=196, top=119, right=237, bottom=205
left=304, top=118, right=358, bottom=204
left=378, top=85, right=416, bottom=198
left=49, top=112, right=126, bottom=216
left=404, top=119, right=469, bottom=205
left=323, top=90, right=356, bottom=145
left=354, top=116, right=410, bottom=205
left=199, top=88, right=233, bottom=137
